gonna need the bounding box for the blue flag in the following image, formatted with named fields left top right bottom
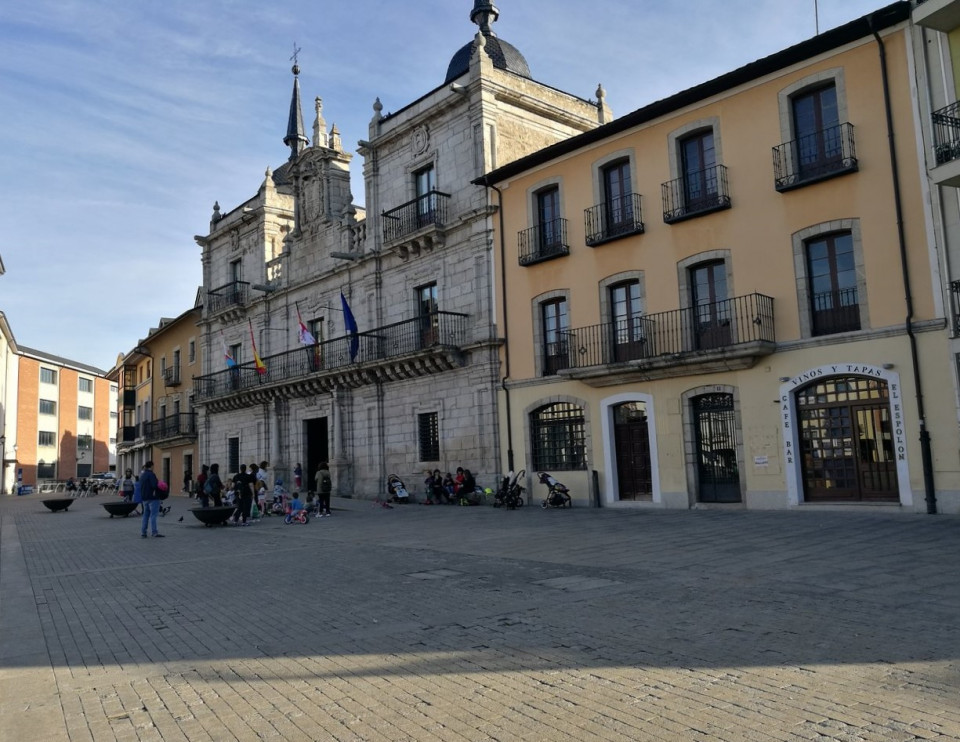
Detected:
left=341, top=291, right=359, bottom=362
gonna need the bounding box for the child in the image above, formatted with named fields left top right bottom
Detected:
left=223, top=479, right=236, bottom=506
left=288, top=492, right=305, bottom=515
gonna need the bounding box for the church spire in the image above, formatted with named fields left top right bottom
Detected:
left=470, top=0, right=499, bottom=36
left=283, top=62, right=309, bottom=161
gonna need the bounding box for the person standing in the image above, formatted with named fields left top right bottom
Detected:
left=183, top=468, right=193, bottom=497
left=316, top=462, right=332, bottom=517
left=139, top=461, right=164, bottom=538
left=196, top=464, right=209, bottom=506
left=119, top=469, right=136, bottom=502
left=232, top=464, right=254, bottom=526
left=206, top=463, right=224, bottom=507
left=294, top=462, right=303, bottom=491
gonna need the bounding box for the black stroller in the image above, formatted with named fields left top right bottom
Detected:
left=386, top=474, right=411, bottom=504
left=493, top=469, right=525, bottom=509
left=537, top=472, right=572, bottom=509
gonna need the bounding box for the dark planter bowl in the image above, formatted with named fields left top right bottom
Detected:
left=190, top=506, right=235, bottom=527
left=42, top=499, right=74, bottom=512
left=102, top=501, right=140, bottom=518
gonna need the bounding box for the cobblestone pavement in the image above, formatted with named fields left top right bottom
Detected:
left=1, top=493, right=958, bottom=742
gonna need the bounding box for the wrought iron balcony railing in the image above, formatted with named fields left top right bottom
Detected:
left=811, top=287, right=861, bottom=336
left=518, top=218, right=569, bottom=266
left=933, top=101, right=960, bottom=166
left=952, top=280, right=960, bottom=334
left=661, top=165, right=731, bottom=223
left=193, top=311, right=469, bottom=401
left=143, top=413, right=197, bottom=443
left=585, top=193, right=645, bottom=246
left=162, top=366, right=181, bottom=387
left=382, top=190, right=451, bottom=243
left=773, top=123, right=858, bottom=191
left=208, top=281, right=250, bottom=315
left=560, top=293, right=775, bottom=369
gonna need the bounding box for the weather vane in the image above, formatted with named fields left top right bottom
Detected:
left=290, top=43, right=302, bottom=66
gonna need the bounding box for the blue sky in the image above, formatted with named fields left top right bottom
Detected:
left=0, top=0, right=890, bottom=372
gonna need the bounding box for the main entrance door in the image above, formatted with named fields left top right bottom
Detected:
left=613, top=402, right=652, bottom=501
left=693, top=393, right=741, bottom=503
left=797, top=376, right=898, bottom=502
left=304, top=417, right=329, bottom=493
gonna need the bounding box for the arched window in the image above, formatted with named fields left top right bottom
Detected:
left=531, top=403, right=586, bottom=471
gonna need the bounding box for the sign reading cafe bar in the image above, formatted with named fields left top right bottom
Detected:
left=779, top=364, right=912, bottom=508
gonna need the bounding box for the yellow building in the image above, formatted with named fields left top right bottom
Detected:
left=479, top=3, right=960, bottom=513
left=111, top=305, right=203, bottom=489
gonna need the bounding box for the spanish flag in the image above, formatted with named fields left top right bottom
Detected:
left=249, top=320, right=267, bottom=376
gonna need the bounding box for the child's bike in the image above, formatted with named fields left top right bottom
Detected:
left=284, top=508, right=310, bottom=525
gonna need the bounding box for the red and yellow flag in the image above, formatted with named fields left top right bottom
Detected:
left=249, top=320, right=266, bottom=376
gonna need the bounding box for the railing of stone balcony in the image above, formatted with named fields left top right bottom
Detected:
left=382, top=190, right=451, bottom=242
left=208, top=281, right=250, bottom=314
left=773, top=123, right=858, bottom=190
left=143, top=413, right=197, bottom=443
left=561, top=293, right=775, bottom=369
left=662, top=165, right=731, bottom=223
left=518, top=219, right=569, bottom=265
left=584, top=193, right=645, bottom=246
left=193, top=311, right=469, bottom=400
left=933, top=101, right=960, bottom=166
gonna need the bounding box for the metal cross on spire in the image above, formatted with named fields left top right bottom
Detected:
left=290, top=42, right=302, bottom=71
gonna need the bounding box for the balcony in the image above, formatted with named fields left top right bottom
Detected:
left=518, top=219, right=569, bottom=266
left=382, top=190, right=451, bottom=259
left=208, top=281, right=250, bottom=317
left=661, top=165, right=731, bottom=224
left=914, top=0, right=960, bottom=33
left=931, top=101, right=960, bottom=186
left=811, top=288, right=860, bottom=336
left=163, top=365, right=181, bottom=387
left=143, top=413, right=198, bottom=444
left=584, top=194, right=645, bottom=246
left=193, top=311, right=469, bottom=409
left=773, top=123, right=858, bottom=191
left=557, top=293, right=775, bottom=386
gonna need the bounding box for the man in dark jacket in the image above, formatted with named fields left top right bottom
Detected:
left=139, top=461, right=164, bottom=538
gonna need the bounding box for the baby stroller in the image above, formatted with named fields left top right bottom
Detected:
left=494, top=469, right=525, bottom=509
left=537, top=472, right=572, bottom=509
left=386, top=474, right=410, bottom=504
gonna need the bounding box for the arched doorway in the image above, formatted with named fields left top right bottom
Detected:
left=796, top=376, right=898, bottom=502
left=613, top=402, right=652, bottom=501
left=692, top=393, right=741, bottom=503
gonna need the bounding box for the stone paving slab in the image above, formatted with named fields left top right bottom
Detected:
left=1, top=493, right=958, bottom=741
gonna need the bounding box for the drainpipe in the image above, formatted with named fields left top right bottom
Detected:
left=488, top=183, right=515, bottom=472
left=872, top=16, right=938, bottom=514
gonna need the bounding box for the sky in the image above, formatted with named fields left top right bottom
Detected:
left=0, top=0, right=894, bottom=372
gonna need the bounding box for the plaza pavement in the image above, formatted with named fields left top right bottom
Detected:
left=0, top=492, right=958, bottom=742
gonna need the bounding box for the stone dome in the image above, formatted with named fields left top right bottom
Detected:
left=444, top=34, right=532, bottom=84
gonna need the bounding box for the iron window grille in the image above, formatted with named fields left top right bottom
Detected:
left=531, top=402, right=587, bottom=471
left=418, top=412, right=440, bottom=462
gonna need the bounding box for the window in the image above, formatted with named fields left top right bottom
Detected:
left=230, top=259, right=242, bottom=283
left=230, top=344, right=242, bottom=366
left=77, top=435, right=92, bottom=452
left=807, top=232, right=859, bottom=335
left=417, top=283, right=439, bottom=347
left=541, top=299, right=569, bottom=376
left=689, top=261, right=731, bottom=350
left=188, top=340, right=196, bottom=364
left=610, top=281, right=647, bottom=361
left=414, top=165, right=437, bottom=228
left=39, top=399, right=56, bottom=415
left=78, top=378, right=93, bottom=393
left=40, top=367, right=57, bottom=384
left=78, top=406, right=93, bottom=421
left=681, top=130, right=718, bottom=210
left=37, top=463, right=56, bottom=479
left=603, top=160, right=634, bottom=234
left=537, top=187, right=562, bottom=250
left=309, top=318, right=325, bottom=344
left=531, top=402, right=587, bottom=471
left=38, top=431, right=56, bottom=447
left=418, top=412, right=440, bottom=462
left=792, top=84, right=841, bottom=178
left=228, top=437, right=240, bottom=474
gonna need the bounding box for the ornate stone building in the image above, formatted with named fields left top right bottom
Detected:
left=193, top=2, right=609, bottom=495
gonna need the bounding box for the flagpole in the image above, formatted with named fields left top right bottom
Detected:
left=814, top=0, right=819, bottom=35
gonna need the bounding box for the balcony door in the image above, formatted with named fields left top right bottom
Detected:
left=537, top=187, right=562, bottom=253
left=603, top=160, right=633, bottom=237
left=793, top=84, right=841, bottom=178
left=680, top=130, right=717, bottom=211
left=417, top=283, right=439, bottom=348
left=541, top=299, right=569, bottom=376
left=415, top=166, right=436, bottom=229
left=610, top=281, right=645, bottom=362
left=807, top=232, right=860, bottom=336
left=689, top=261, right=731, bottom=350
